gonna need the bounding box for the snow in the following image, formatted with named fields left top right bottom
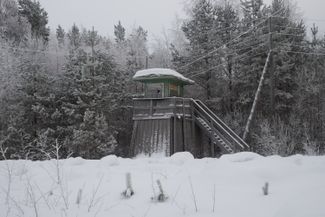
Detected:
left=1, top=152, right=325, bottom=217
left=219, top=151, right=262, bottom=162
left=133, top=68, right=195, bottom=84
left=100, top=155, right=119, bottom=166
left=169, top=151, right=195, bottom=165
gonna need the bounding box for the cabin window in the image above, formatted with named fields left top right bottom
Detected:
left=169, top=83, right=181, bottom=97
left=145, top=83, right=164, bottom=98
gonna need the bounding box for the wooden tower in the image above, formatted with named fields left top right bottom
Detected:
left=130, top=68, right=249, bottom=157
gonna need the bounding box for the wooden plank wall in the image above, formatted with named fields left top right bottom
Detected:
left=130, top=98, right=216, bottom=157
left=131, top=118, right=171, bottom=156
left=130, top=117, right=214, bottom=157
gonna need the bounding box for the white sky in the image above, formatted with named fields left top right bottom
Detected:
left=39, top=0, right=325, bottom=39
left=38, top=0, right=186, bottom=39
left=265, top=0, right=325, bottom=36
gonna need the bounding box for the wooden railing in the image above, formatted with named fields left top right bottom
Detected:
left=133, top=97, right=192, bottom=119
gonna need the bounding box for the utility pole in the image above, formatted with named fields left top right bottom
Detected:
left=268, top=16, right=275, bottom=114
left=145, top=56, right=149, bottom=69
left=91, top=26, right=95, bottom=87
left=243, top=51, right=272, bottom=141
left=56, top=47, right=59, bottom=74
left=243, top=16, right=274, bottom=141
left=91, top=26, right=95, bottom=59
left=319, top=66, right=325, bottom=153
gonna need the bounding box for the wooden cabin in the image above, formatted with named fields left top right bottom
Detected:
left=130, top=68, right=249, bottom=157
left=132, top=68, right=194, bottom=98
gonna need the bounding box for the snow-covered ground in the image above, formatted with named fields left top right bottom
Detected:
left=1, top=152, right=325, bottom=217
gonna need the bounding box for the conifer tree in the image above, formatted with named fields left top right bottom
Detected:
left=62, top=34, right=121, bottom=158
left=68, top=24, right=81, bottom=49
left=18, top=0, right=50, bottom=43
left=84, top=27, right=100, bottom=51
left=213, top=2, right=240, bottom=113
left=182, top=0, right=217, bottom=99
left=56, top=25, right=65, bottom=48
left=233, top=0, right=268, bottom=114
left=126, top=26, right=149, bottom=75
left=269, top=0, right=305, bottom=118
left=0, top=0, right=30, bottom=44
left=114, top=20, right=126, bottom=43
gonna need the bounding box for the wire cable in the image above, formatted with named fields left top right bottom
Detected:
left=276, top=42, right=313, bottom=50
left=272, top=32, right=305, bottom=37
left=177, top=8, right=285, bottom=71
left=271, top=24, right=305, bottom=30
left=0, top=44, right=68, bottom=56
left=190, top=50, right=267, bottom=79
left=188, top=48, right=268, bottom=79
left=185, top=37, right=269, bottom=77
left=276, top=49, right=325, bottom=56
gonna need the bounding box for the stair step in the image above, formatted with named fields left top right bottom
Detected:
left=197, top=117, right=234, bottom=154
left=213, top=135, right=234, bottom=154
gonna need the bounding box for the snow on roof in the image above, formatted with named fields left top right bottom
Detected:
left=133, top=68, right=195, bottom=84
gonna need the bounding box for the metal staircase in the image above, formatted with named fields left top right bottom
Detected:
left=192, top=99, right=250, bottom=154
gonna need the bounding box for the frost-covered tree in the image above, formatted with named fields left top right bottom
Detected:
left=267, top=0, right=306, bottom=118
left=150, top=33, right=172, bottom=68
left=211, top=2, right=240, bottom=113
left=61, top=37, right=122, bottom=158
left=18, top=0, right=50, bottom=43
left=72, top=110, right=117, bottom=159
left=67, top=23, right=81, bottom=49
left=0, top=39, right=24, bottom=159
left=126, top=26, right=149, bottom=71
left=232, top=0, right=268, bottom=114
left=124, top=25, right=149, bottom=95
left=83, top=27, right=100, bottom=51
left=182, top=0, right=217, bottom=99
left=56, top=25, right=65, bottom=48
left=114, top=20, right=126, bottom=43
left=0, top=0, right=30, bottom=44
left=292, top=23, right=325, bottom=154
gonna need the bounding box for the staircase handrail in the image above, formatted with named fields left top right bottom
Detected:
left=192, top=103, right=236, bottom=151
left=195, top=100, right=249, bottom=149
left=192, top=100, right=241, bottom=150
left=191, top=99, right=249, bottom=150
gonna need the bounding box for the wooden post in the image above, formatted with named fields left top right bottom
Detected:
left=182, top=98, right=186, bottom=151
left=129, top=121, right=138, bottom=157
left=191, top=100, right=196, bottom=154
left=210, top=118, right=214, bottom=157
left=173, top=98, right=177, bottom=154
left=149, top=99, right=153, bottom=116
left=243, top=51, right=272, bottom=141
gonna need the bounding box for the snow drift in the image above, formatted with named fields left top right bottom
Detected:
left=0, top=152, right=325, bottom=217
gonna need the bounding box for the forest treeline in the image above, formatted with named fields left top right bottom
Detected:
left=0, top=0, right=324, bottom=159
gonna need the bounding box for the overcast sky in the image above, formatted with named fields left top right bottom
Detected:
left=39, top=0, right=325, bottom=39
